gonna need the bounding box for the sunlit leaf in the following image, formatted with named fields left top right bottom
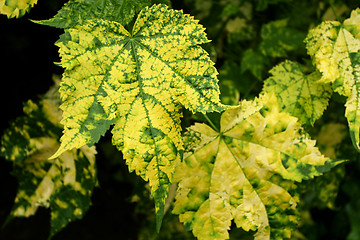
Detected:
left=36, top=0, right=152, bottom=28
left=51, top=4, right=227, bottom=229
left=305, top=8, right=360, bottom=151
left=174, top=93, right=336, bottom=240
left=0, top=0, right=37, bottom=18
left=263, top=61, right=332, bottom=126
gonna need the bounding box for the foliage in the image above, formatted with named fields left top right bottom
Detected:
left=305, top=8, right=360, bottom=151
left=0, top=0, right=38, bottom=18
left=1, top=0, right=360, bottom=240
left=42, top=3, right=226, bottom=230
left=0, top=81, right=97, bottom=238
left=263, top=60, right=332, bottom=126
left=173, top=93, right=336, bottom=240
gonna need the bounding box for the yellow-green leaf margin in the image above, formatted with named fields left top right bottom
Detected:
left=263, top=60, right=332, bottom=126
left=0, top=0, right=37, bottom=18
left=173, top=93, right=337, bottom=240
left=52, top=4, right=228, bottom=229
left=305, top=8, right=360, bottom=151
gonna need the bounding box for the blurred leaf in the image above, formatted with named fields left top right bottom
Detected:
left=0, top=85, right=97, bottom=238
left=241, top=49, right=270, bottom=80
left=219, top=61, right=258, bottom=100
left=255, top=0, right=292, bottom=11
left=316, top=123, right=348, bottom=159
left=260, top=19, right=306, bottom=58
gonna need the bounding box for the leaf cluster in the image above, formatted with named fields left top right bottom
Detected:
left=1, top=0, right=360, bottom=240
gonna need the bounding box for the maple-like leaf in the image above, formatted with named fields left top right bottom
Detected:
left=36, top=0, right=153, bottom=28
left=0, top=0, right=37, bottom=18
left=173, top=93, right=337, bottom=240
left=50, top=4, right=226, bottom=229
left=263, top=60, right=332, bottom=126
left=0, top=86, right=97, bottom=238
left=305, top=8, right=360, bottom=151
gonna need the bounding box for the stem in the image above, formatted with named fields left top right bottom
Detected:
left=329, top=0, right=340, bottom=21
left=203, top=113, right=219, bottom=132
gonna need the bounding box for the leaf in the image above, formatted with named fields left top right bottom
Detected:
left=51, top=4, right=227, bottom=230
left=254, top=0, right=291, bottom=11
left=299, top=165, right=345, bottom=210
left=305, top=8, right=360, bottom=85
left=263, top=61, right=332, bottom=126
left=35, top=0, right=152, bottom=28
left=316, top=123, right=348, bottom=159
left=305, top=8, right=360, bottom=151
left=299, top=123, right=347, bottom=210
left=241, top=49, right=269, bottom=80
left=259, top=19, right=306, bottom=58
left=0, top=89, right=97, bottom=238
left=173, top=93, right=337, bottom=240
left=218, top=61, right=256, bottom=101
left=0, top=0, right=37, bottom=18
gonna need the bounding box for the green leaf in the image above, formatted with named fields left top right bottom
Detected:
left=0, top=0, right=37, bottom=18
left=219, top=60, right=257, bottom=101
left=173, top=93, right=337, bottom=240
left=241, top=49, right=270, bottom=80
left=35, top=0, right=152, bottom=28
left=254, top=0, right=291, bottom=11
left=51, top=4, right=227, bottom=230
left=0, top=89, right=97, bottom=238
left=300, top=166, right=345, bottom=210
left=260, top=19, right=306, bottom=58
left=263, top=60, right=332, bottom=126
left=305, top=8, right=360, bottom=151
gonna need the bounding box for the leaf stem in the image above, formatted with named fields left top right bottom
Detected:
left=329, top=0, right=340, bottom=21
left=203, top=113, right=219, bottom=132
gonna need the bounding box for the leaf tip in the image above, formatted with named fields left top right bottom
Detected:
left=155, top=211, right=163, bottom=233
left=49, top=146, right=65, bottom=160
left=349, top=130, right=360, bottom=153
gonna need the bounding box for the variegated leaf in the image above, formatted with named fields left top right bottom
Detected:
left=173, top=93, right=337, bottom=240
left=0, top=0, right=37, bottom=18
left=36, top=0, right=152, bottom=28
left=305, top=8, right=360, bottom=151
left=0, top=89, right=97, bottom=238
left=263, top=60, right=332, bottom=126
left=52, top=4, right=227, bottom=229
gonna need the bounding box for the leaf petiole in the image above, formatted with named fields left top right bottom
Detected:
left=329, top=0, right=340, bottom=21
left=202, top=113, right=219, bottom=132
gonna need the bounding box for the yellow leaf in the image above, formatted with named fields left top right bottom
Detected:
left=305, top=8, right=360, bottom=151
left=263, top=60, right=332, bottom=126
left=174, top=93, right=336, bottom=240
left=0, top=0, right=37, bottom=18
left=53, top=4, right=229, bottom=229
